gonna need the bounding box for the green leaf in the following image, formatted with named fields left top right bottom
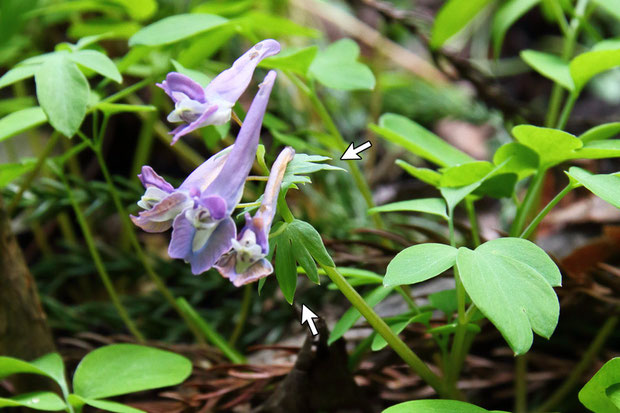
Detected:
left=236, top=11, right=319, bottom=38
left=274, top=231, right=297, bottom=304
left=31, top=353, right=69, bottom=396
left=69, top=20, right=141, bottom=40
left=0, top=160, right=36, bottom=187
left=456, top=238, right=561, bottom=355
left=369, top=198, right=448, bottom=220
left=573, top=140, right=620, bottom=159
left=474, top=173, right=518, bottom=199
left=72, top=396, right=146, bottom=413
left=570, top=42, right=620, bottom=92
left=430, top=0, right=494, bottom=49
left=309, top=38, right=375, bottom=91
left=579, top=122, right=620, bottom=142
left=328, top=285, right=394, bottom=345
left=384, top=243, right=458, bottom=287
left=371, top=312, right=432, bottom=351
left=0, top=392, right=66, bottom=411
left=578, top=357, right=620, bottom=413
left=35, top=55, right=89, bottom=137
left=287, top=219, right=334, bottom=267
left=383, top=399, right=507, bottom=413
left=427, top=322, right=481, bottom=335
left=566, top=167, right=620, bottom=209
left=260, top=46, right=318, bottom=76
left=429, top=289, right=459, bottom=316
left=281, top=153, right=344, bottom=191
left=492, top=0, right=540, bottom=56
left=493, top=142, right=539, bottom=180
left=108, top=0, right=157, bottom=21
left=73, top=344, right=192, bottom=399
left=0, top=107, right=47, bottom=142
left=0, top=64, right=37, bottom=89
left=129, top=14, right=228, bottom=46
left=395, top=160, right=442, bottom=187
left=512, top=124, right=582, bottom=168
left=171, top=59, right=211, bottom=87
left=69, top=50, right=122, bottom=83
left=371, top=114, right=474, bottom=167
left=521, top=50, right=574, bottom=90
left=94, top=102, right=157, bottom=115
left=593, top=0, right=620, bottom=20
left=440, top=161, right=494, bottom=187
left=0, top=356, right=53, bottom=380
left=291, top=237, right=320, bottom=284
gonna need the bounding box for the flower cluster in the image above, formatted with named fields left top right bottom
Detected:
left=132, top=40, right=294, bottom=286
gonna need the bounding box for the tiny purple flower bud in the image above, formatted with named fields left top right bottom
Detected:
left=215, top=147, right=295, bottom=286
left=157, top=39, right=280, bottom=145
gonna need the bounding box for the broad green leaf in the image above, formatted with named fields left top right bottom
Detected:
left=578, top=357, right=620, bottom=413
left=512, top=124, right=582, bottom=168
left=566, top=167, right=620, bottom=208
left=35, top=55, right=89, bottom=137
left=579, top=122, right=620, bottom=142
left=384, top=243, right=457, bottom=286
left=287, top=219, right=334, bottom=267
left=171, top=59, right=211, bottom=87
left=0, top=107, right=47, bottom=142
left=395, top=160, right=442, bottom=187
left=236, top=11, right=319, bottom=38
left=31, top=353, right=69, bottom=396
left=0, top=160, right=36, bottom=187
left=430, top=0, right=494, bottom=49
left=328, top=285, right=394, bottom=345
left=383, top=399, right=507, bottom=413
left=429, top=289, right=459, bottom=315
left=69, top=50, right=122, bottom=83
left=440, top=161, right=494, bottom=187
left=593, top=0, right=620, bottom=20
left=0, top=392, right=66, bottom=411
left=474, top=173, right=518, bottom=199
left=73, top=344, right=192, bottom=399
left=608, top=385, right=620, bottom=409
left=309, top=39, right=375, bottom=91
left=0, top=64, right=37, bottom=89
left=521, top=50, right=574, bottom=90
left=261, top=46, right=318, bottom=76
left=71, top=395, right=146, bottom=413
left=369, top=198, right=448, bottom=220
left=69, top=20, right=141, bottom=40
left=0, top=356, right=53, bottom=380
left=109, top=0, right=157, bottom=21
left=371, top=312, right=432, bottom=351
left=129, top=14, right=228, bottom=46
left=570, top=42, right=620, bottom=92
left=274, top=231, right=297, bottom=304
left=441, top=182, right=482, bottom=211
left=573, top=140, right=620, bottom=159
left=492, top=0, right=540, bottom=55
left=291, top=237, right=320, bottom=284
left=456, top=238, right=561, bottom=355
left=372, top=114, right=474, bottom=167
left=493, top=142, right=539, bottom=180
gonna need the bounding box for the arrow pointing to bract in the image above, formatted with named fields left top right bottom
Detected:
left=340, top=141, right=372, bottom=160
left=300, top=304, right=319, bottom=336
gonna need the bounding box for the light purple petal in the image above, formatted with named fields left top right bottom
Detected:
left=205, top=70, right=277, bottom=211
left=169, top=214, right=236, bottom=274
left=205, top=39, right=280, bottom=103
left=138, top=166, right=174, bottom=193
left=169, top=103, right=219, bottom=145
left=215, top=253, right=273, bottom=287
left=254, top=147, right=295, bottom=229
left=157, top=72, right=205, bottom=103
left=200, top=196, right=227, bottom=220
left=178, top=146, right=232, bottom=193
left=130, top=192, right=191, bottom=233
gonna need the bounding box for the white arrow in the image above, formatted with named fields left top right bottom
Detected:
left=300, top=304, right=319, bottom=336
left=340, top=141, right=372, bottom=160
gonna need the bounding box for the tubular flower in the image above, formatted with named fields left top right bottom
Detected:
left=157, top=39, right=280, bottom=145
left=215, top=146, right=295, bottom=287
left=167, top=70, right=278, bottom=275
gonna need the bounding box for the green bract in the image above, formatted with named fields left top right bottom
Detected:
left=579, top=357, right=620, bottom=413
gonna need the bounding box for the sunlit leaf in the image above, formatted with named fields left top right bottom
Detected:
left=371, top=312, right=432, bottom=351
left=0, top=392, right=66, bottom=411
left=512, top=124, right=582, bottom=168
left=578, top=357, right=620, bottom=413
left=369, top=198, right=448, bottom=220
left=0, top=64, right=37, bottom=89
left=493, top=142, right=539, bottom=179
left=566, top=167, right=620, bottom=209
left=384, top=244, right=457, bottom=287
left=129, top=14, right=228, bottom=46
left=0, top=107, right=47, bottom=142
left=309, top=39, right=375, bottom=91
left=570, top=41, right=620, bottom=92
left=492, top=0, right=540, bottom=56
left=383, top=399, right=508, bottom=413
left=431, top=0, right=494, bottom=49
left=579, top=122, right=620, bottom=142
left=395, top=160, right=442, bottom=187
left=521, top=50, right=574, bottom=90
left=69, top=50, right=122, bottom=83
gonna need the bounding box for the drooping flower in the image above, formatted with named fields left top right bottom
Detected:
left=167, top=70, right=278, bottom=274
left=215, top=146, right=295, bottom=287
left=157, top=39, right=280, bottom=145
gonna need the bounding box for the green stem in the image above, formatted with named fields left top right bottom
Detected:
left=229, top=284, right=252, bottom=346
left=277, top=190, right=295, bottom=223
left=520, top=184, right=573, bottom=239
left=515, top=354, right=528, bottom=413
left=510, top=169, right=546, bottom=237
left=465, top=198, right=481, bottom=247
left=320, top=264, right=449, bottom=397
left=396, top=286, right=420, bottom=314
left=7, top=132, right=61, bottom=216
left=448, top=266, right=468, bottom=389
left=535, top=316, right=618, bottom=412
left=556, top=92, right=577, bottom=130
left=285, top=73, right=382, bottom=229
left=61, top=171, right=145, bottom=342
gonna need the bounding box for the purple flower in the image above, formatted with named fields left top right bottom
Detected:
left=166, top=71, right=278, bottom=274
left=157, top=39, right=280, bottom=145
left=215, top=147, right=295, bottom=287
